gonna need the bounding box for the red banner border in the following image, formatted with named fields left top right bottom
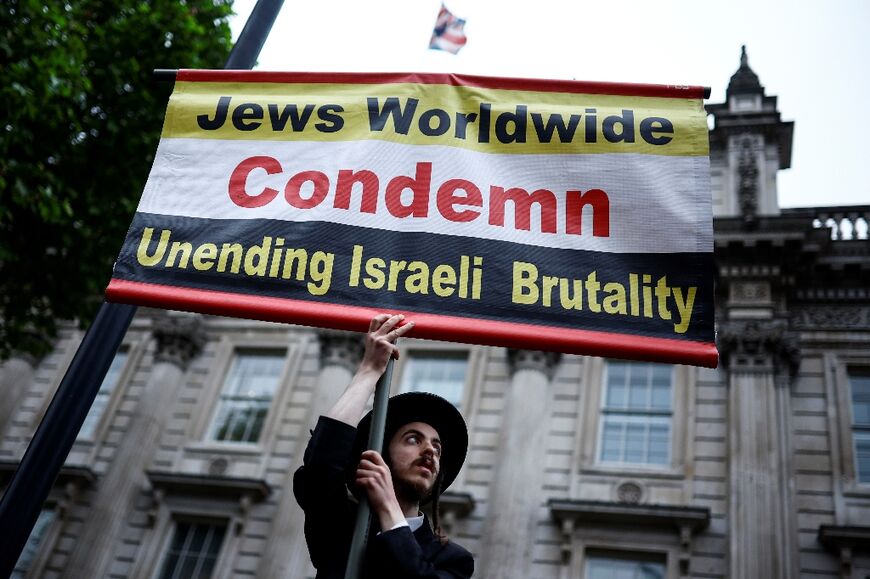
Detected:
left=106, top=279, right=718, bottom=368
left=176, top=69, right=707, bottom=100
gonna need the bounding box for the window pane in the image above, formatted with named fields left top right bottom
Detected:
left=850, top=374, right=870, bottom=426
left=627, top=366, right=648, bottom=410
left=400, top=352, right=468, bottom=409
left=600, top=419, right=624, bottom=462
left=12, top=508, right=55, bottom=578
left=600, top=361, right=673, bottom=467
left=79, top=349, right=128, bottom=439
left=855, top=431, right=870, bottom=483
left=624, top=423, right=645, bottom=463
left=187, top=524, right=210, bottom=553
left=209, top=350, right=284, bottom=443
left=160, top=553, right=180, bottom=579
left=606, top=363, right=627, bottom=408
left=586, top=554, right=665, bottom=579
left=177, top=555, right=200, bottom=579
left=650, top=366, right=672, bottom=410
left=169, top=521, right=191, bottom=550
left=600, top=415, right=670, bottom=466
left=648, top=423, right=671, bottom=465
left=224, top=353, right=285, bottom=398
left=159, top=522, right=227, bottom=579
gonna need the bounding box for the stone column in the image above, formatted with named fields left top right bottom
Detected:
left=480, top=349, right=559, bottom=579
left=720, top=319, right=799, bottom=579
left=258, top=329, right=363, bottom=579
left=0, top=353, right=38, bottom=435
left=64, top=312, right=204, bottom=579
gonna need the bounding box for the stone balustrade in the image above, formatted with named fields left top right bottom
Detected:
left=787, top=205, right=870, bottom=240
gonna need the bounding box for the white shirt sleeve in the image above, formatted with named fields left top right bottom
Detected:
left=377, top=520, right=410, bottom=535
left=387, top=520, right=410, bottom=531
left=377, top=515, right=423, bottom=534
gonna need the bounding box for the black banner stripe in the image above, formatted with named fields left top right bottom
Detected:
left=113, top=212, right=715, bottom=343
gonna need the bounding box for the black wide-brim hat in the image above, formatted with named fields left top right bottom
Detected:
left=352, top=392, right=468, bottom=496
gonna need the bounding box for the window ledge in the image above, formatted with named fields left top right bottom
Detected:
left=439, top=491, right=476, bottom=519
left=818, top=524, right=870, bottom=550
left=0, top=459, right=96, bottom=519
left=548, top=498, right=709, bottom=572
left=842, top=485, right=870, bottom=499
left=183, top=441, right=264, bottom=457
left=145, top=469, right=272, bottom=533
left=0, top=459, right=96, bottom=490
left=549, top=498, right=710, bottom=531
left=580, top=465, right=685, bottom=480
left=145, top=469, right=271, bottom=502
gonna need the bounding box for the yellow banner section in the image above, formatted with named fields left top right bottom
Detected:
left=161, top=81, right=709, bottom=156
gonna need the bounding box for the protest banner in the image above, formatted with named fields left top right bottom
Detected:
left=106, top=70, right=718, bottom=367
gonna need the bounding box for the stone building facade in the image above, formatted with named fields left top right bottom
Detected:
left=2, top=48, right=869, bottom=579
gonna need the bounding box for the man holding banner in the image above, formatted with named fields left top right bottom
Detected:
left=294, top=313, right=474, bottom=578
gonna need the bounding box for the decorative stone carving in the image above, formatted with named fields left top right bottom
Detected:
left=718, top=320, right=799, bottom=376
left=5, top=349, right=42, bottom=369
left=679, top=525, right=693, bottom=576
left=318, top=329, right=363, bottom=372
left=792, top=305, right=870, bottom=330
left=152, top=312, right=205, bottom=369
left=559, top=518, right=575, bottom=564
left=506, top=349, right=561, bottom=379
left=796, top=287, right=870, bottom=301
left=615, top=481, right=644, bottom=504
left=146, top=488, right=165, bottom=527
left=729, top=280, right=772, bottom=305
left=720, top=264, right=781, bottom=279
left=736, top=134, right=759, bottom=222
left=208, top=457, right=229, bottom=476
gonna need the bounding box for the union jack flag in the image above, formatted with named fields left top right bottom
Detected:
left=429, top=4, right=467, bottom=54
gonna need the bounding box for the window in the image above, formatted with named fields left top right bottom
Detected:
left=78, top=348, right=129, bottom=439
left=850, top=370, right=870, bottom=483
left=207, top=350, right=285, bottom=443
left=585, top=551, right=665, bottom=579
left=157, top=521, right=227, bottom=579
left=598, top=361, right=673, bottom=466
left=399, top=351, right=468, bottom=408
left=732, top=95, right=758, bottom=111
left=12, top=507, right=55, bottom=578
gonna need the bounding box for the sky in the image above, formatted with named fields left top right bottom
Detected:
left=229, top=0, right=870, bottom=208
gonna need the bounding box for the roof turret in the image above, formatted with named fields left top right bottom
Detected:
left=727, top=45, right=764, bottom=97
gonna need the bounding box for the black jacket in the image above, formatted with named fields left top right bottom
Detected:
left=294, top=416, right=474, bottom=579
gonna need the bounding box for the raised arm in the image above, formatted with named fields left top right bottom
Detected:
left=325, top=313, right=415, bottom=426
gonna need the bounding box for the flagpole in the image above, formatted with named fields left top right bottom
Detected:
left=344, top=353, right=396, bottom=579
left=0, top=2, right=284, bottom=575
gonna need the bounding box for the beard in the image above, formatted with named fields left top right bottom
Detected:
left=392, top=470, right=435, bottom=504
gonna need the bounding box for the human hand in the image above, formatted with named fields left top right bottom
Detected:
left=355, top=450, right=405, bottom=529
left=359, top=314, right=415, bottom=376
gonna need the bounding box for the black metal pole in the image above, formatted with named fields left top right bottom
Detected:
left=344, top=356, right=396, bottom=579
left=225, top=0, right=285, bottom=70
left=0, top=1, right=284, bottom=575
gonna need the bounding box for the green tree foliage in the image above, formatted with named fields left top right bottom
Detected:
left=0, top=0, right=234, bottom=359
